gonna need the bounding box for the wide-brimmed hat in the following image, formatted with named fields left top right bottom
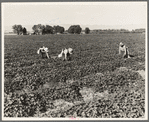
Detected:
left=119, top=42, right=124, bottom=46
left=42, top=46, right=48, bottom=52
left=68, top=48, right=73, bottom=54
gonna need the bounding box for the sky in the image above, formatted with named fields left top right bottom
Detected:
left=2, top=2, right=147, bottom=31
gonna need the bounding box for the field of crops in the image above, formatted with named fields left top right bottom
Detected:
left=4, top=33, right=146, bottom=118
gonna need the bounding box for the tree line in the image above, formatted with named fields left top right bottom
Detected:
left=12, top=24, right=145, bottom=35
left=91, top=29, right=145, bottom=34
left=12, top=24, right=90, bottom=35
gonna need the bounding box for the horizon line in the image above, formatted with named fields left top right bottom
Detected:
left=4, top=24, right=146, bottom=32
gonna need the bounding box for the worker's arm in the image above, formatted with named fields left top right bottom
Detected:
left=45, top=51, right=50, bottom=59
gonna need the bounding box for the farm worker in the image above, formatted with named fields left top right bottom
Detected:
left=58, top=48, right=73, bottom=61
left=37, top=46, right=50, bottom=59
left=123, top=47, right=130, bottom=58
left=119, top=42, right=133, bottom=58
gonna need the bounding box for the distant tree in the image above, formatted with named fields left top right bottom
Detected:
left=32, top=25, right=39, bottom=35
left=45, top=25, right=53, bottom=34
left=68, top=25, right=82, bottom=34
left=68, top=26, right=74, bottom=34
left=53, top=25, right=65, bottom=34
left=38, top=24, right=45, bottom=35
left=59, top=26, right=65, bottom=33
left=85, top=27, right=90, bottom=34
left=12, top=25, right=23, bottom=35
left=32, top=24, right=45, bottom=35
left=74, top=26, right=82, bottom=34
left=42, top=28, right=46, bottom=35
left=23, top=27, right=27, bottom=35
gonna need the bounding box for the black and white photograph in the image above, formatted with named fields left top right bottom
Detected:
left=2, top=2, right=148, bottom=120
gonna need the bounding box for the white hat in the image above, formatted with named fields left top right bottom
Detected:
left=42, top=46, right=48, bottom=52
left=68, top=48, right=73, bottom=54
left=120, top=42, right=124, bottom=45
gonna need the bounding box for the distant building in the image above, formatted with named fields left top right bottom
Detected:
left=81, top=32, right=85, bottom=34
